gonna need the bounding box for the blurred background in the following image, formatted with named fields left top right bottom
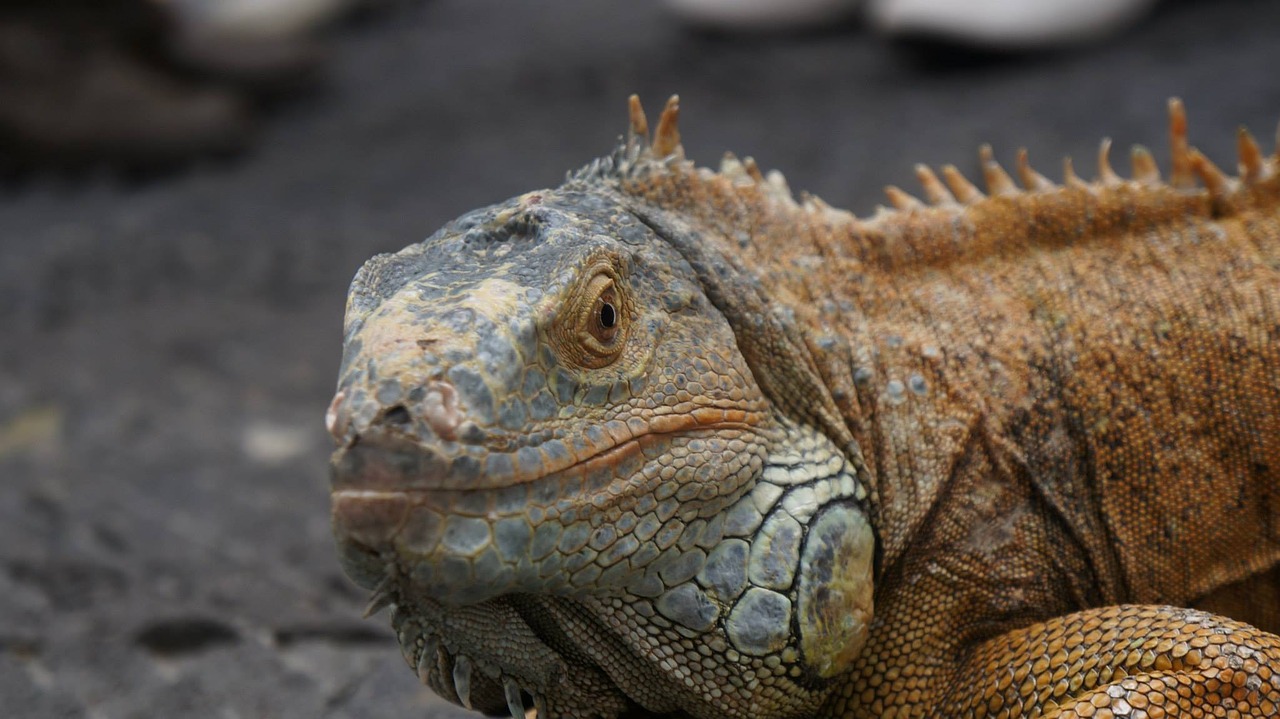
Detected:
left=1, top=1, right=1277, bottom=717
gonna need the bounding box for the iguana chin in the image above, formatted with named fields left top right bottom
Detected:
left=326, top=95, right=1280, bottom=718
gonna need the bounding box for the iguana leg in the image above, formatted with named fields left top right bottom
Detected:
left=941, top=605, right=1280, bottom=718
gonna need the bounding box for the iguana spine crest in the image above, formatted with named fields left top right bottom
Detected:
left=614, top=93, right=1279, bottom=223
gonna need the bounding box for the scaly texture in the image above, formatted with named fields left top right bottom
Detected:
left=326, top=96, right=1280, bottom=718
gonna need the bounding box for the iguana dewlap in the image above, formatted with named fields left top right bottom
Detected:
left=327, top=96, right=1280, bottom=719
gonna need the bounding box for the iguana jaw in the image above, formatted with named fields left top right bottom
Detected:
left=329, top=413, right=762, bottom=717
left=331, top=418, right=874, bottom=719
left=330, top=419, right=772, bottom=719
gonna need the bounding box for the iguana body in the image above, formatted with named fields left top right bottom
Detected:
left=326, top=96, right=1280, bottom=718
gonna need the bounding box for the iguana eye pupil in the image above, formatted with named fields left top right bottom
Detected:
left=600, top=302, right=617, bottom=329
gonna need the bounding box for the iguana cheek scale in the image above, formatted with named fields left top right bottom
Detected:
left=328, top=96, right=1280, bottom=718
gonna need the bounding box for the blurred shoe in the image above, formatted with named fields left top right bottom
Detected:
left=0, top=10, right=253, bottom=171
left=664, top=0, right=1157, bottom=47
left=866, top=0, right=1159, bottom=49
left=164, top=24, right=328, bottom=97
left=163, top=0, right=354, bottom=42
left=663, top=0, right=862, bottom=30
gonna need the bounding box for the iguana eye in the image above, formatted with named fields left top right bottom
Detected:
left=548, top=262, right=630, bottom=370
left=583, top=275, right=622, bottom=351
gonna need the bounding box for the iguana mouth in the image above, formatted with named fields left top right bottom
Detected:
left=330, top=411, right=769, bottom=605
left=330, top=411, right=761, bottom=522
left=331, top=405, right=766, bottom=493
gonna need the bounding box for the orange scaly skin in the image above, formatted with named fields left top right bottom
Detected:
left=328, top=97, right=1280, bottom=718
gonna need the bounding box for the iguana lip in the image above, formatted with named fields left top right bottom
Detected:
left=330, top=405, right=764, bottom=494
left=330, top=415, right=762, bottom=545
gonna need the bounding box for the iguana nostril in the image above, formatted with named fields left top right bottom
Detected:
left=382, top=404, right=412, bottom=427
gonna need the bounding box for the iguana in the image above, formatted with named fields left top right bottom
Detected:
left=326, top=95, right=1280, bottom=719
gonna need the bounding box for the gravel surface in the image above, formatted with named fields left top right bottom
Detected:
left=2, top=1, right=1278, bottom=717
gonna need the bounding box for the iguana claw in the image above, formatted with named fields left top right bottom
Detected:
left=502, top=676, right=525, bottom=718
left=452, top=654, right=473, bottom=710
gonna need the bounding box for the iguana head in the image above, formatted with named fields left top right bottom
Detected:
left=327, top=97, right=876, bottom=719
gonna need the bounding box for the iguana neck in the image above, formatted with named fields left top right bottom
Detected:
left=614, top=146, right=1280, bottom=579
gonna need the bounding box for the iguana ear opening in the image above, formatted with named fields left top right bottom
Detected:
left=627, top=204, right=858, bottom=460
left=794, top=500, right=876, bottom=678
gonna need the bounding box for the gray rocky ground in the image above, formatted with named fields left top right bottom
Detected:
left=1, top=1, right=1278, bottom=717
